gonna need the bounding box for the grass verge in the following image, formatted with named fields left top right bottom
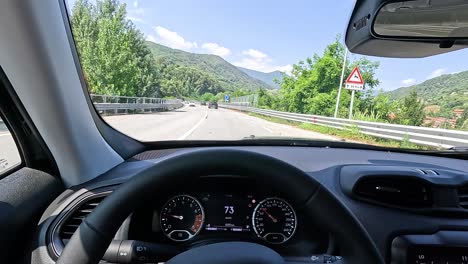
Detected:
left=247, top=112, right=430, bottom=150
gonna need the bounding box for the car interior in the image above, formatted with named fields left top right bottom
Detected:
left=1, top=0, right=468, bottom=264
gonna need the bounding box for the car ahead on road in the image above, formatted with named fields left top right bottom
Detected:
left=2, top=1, right=468, bottom=264
left=189, top=102, right=196, bottom=107
left=201, top=101, right=207, bottom=106
left=208, top=101, right=218, bottom=109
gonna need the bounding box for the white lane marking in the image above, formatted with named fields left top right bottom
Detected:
left=177, top=110, right=208, bottom=140
left=263, top=126, right=274, bottom=133
left=0, top=133, right=11, bottom=137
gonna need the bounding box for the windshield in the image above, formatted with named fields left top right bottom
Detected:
left=64, top=0, right=468, bottom=150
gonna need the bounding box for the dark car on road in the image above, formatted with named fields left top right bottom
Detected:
left=208, top=101, right=218, bottom=109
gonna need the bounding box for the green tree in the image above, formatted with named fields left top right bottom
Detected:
left=71, top=0, right=159, bottom=97
left=257, top=89, right=279, bottom=109
left=201, top=92, right=215, bottom=102
left=456, top=108, right=468, bottom=129
left=277, top=35, right=380, bottom=117
left=155, top=58, right=223, bottom=97
left=365, top=92, right=401, bottom=122
left=398, top=91, right=426, bottom=126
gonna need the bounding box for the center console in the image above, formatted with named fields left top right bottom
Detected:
left=391, top=231, right=468, bottom=264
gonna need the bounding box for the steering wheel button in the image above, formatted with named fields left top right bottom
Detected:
left=324, top=255, right=336, bottom=263
left=310, top=255, right=324, bottom=263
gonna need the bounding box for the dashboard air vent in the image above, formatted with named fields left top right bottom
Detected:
left=58, top=195, right=107, bottom=244
left=458, top=185, right=468, bottom=209
left=353, top=177, right=432, bottom=208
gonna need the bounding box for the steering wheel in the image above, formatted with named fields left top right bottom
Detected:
left=57, top=149, right=383, bottom=264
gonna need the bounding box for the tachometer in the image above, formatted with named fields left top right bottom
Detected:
left=160, top=195, right=204, bottom=241
left=252, top=198, right=297, bottom=244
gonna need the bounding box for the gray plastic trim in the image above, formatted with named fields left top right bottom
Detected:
left=0, top=0, right=123, bottom=186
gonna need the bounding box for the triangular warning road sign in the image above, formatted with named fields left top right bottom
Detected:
left=346, top=67, right=364, bottom=85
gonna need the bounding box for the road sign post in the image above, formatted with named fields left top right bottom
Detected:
left=349, top=90, right=355, bottom=119
left=345, top=67, right=364, bottom=120
left=334, top=48, right=348, bottom=118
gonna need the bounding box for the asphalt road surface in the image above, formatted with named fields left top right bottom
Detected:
left=0, top=107, right=338, bottom=173
left=104, top=105, right=338, bottom=142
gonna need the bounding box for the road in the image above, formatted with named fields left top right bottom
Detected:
left=104, top=105, right=338, bottom=141
left=0, top=107, right=338, bottom=173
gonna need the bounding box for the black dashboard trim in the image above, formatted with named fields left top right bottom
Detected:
left=140, top=140, right=468, bottom=160
left=47, top=187, right=115, bottom=259
left=390, top=230, right=468, bottom=264
left=340, top=165, right=468, bottom=216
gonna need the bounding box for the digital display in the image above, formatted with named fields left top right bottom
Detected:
left=408, top=246, right=468, bottom=264
left=200, top=193, right=256, bottom=233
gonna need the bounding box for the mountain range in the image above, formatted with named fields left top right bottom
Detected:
left=146, top=41, right=281, bottom=91
left=146, top=41, right=468, bottom=111
left=237, top=67, right=285, bottom=89
left=387, top=70, right=468, bottom=110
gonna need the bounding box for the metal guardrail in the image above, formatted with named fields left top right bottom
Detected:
left=220, top=104, right=468, bottom=148
left=90, top=94, right=183, bottom=113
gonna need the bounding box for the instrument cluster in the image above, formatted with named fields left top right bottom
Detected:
left=159, top=193, right=297, bottom=244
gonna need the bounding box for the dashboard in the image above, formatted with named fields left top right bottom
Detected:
left=33, top=146, right=468, bottom=264
left=129, top=177, right=327, bottom=256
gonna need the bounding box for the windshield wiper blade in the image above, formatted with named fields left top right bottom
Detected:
left=448, top=146, right=468, bottom=151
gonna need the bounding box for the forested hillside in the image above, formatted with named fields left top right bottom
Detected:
left=388, top=71, right=468, bottom=110
left=237, top=67, right=284, bottom=89
left=146, top=42, right=272, bottom=93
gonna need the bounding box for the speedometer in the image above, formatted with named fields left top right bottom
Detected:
left=160, top=195, right=204, bottom=241
left=252, top=198, right=297, bottom=244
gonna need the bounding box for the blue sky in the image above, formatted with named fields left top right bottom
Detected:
left=67, top=0, right=468, bottom=91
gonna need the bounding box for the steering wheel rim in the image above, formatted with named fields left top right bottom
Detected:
left=57, top=149, right=383, bottom=264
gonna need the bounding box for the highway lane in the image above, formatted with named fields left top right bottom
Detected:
left=103, top=105, right=207, bottom=141
left=0, top=106, right=338, bottom=173
left=104, top=105, right=338, bottom=142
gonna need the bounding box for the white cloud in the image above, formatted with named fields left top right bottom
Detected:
left=233, top=48, right=292, bottom=75
left=144, top=27, right=291, bottom=74
left=127, top=16, right=144, bottom=23
left=427, top=68, right=446, bottom=79
left=242, top=49, right=268, bottom=59
left=201, top=43, right=231, bottom=58
left=152, top=26, right=197, bottom=51
left=146, top=34, right=156, bottom=42
left=401, top=78, right=416, bottom=86
left=133, top=0, right=138, bottom=8
left=275, top=64, right=293, bottom=75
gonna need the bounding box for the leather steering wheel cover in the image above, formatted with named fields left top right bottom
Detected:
left=167, top=242, right=284, bottom=264
left=57, top=148, right=383, bottom=264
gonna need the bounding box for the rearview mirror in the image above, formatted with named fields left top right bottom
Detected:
left=374, top=0, right=468, bottom=38
left=346, top=0, right=468, bottom=58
